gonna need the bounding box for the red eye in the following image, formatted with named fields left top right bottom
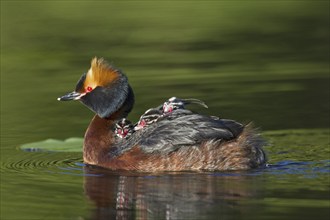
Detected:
left=86, top=86, right=93, bottom=92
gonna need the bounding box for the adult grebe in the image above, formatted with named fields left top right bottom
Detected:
left=58, top=57, right=266, bottom=171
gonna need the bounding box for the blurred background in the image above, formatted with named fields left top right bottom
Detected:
left=1, top=1, right=329, bottom=143
left=1, top=1, right=329, bottom=220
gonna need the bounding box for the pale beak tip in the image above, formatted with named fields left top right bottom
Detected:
left=134, top=126, right=141, bottom=131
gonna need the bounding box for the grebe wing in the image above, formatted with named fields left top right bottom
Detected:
left=136, top=110, right=244, bottom=154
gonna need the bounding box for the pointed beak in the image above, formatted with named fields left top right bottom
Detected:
left=134, top=121, right=145, bottom=131
left=57, top=91, right=84, bottom=101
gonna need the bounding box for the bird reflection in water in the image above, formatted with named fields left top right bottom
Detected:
left=83, top=166, right=261, bottom=220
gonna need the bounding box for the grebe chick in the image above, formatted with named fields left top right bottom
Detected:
left=162, top=97, right=208, bottom=114
left=135, top=97, right=207, bottom=131
left=58, top=57, right=267, bottom=171
left=115, top=118, right=134, bottom=139
left=134, top=108, right=163, bottom=131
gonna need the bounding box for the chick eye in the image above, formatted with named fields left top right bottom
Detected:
left=86, top=86, right=93, bottom=92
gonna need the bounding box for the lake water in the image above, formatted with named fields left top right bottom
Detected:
left=1, top=1, right=329, bottom=220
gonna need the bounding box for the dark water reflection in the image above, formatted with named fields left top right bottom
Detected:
left=83, top=166, right=261, bottom=220
left=81, top=159, right=330, bottom=220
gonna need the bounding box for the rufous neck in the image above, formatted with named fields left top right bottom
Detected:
left=82, top=84, right=134, bottom=165
left=83, top=115, right=115, bottom=165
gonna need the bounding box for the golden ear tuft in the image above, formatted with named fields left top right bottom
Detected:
left=86, top=57, right=120, bottom=87
left=91, top=57, right=115, bottom=74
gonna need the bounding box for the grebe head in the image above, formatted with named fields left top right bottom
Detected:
left=58, top=57, right=134, bottom=119
left=115, top=118, right=134, bottom=139
left=134, top=108, right=162, bottom=131
left=163, top=97, right=184, bottom=113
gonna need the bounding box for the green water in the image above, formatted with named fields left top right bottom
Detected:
left=1, top=1, right=329, bottom=220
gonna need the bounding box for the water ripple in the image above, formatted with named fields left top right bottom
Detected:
left=1, top=151, right=84, bottom=176
left=2, top=152, right=329, bottom=178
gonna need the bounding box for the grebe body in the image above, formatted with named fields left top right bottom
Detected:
left=58, top=58, right=266, bottom=171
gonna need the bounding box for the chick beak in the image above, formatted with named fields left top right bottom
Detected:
left=57, top=91, right=84, bottom=101
left=134, top=125, right=143, bottom=131
left=134, top=120, right=146, bottom=131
